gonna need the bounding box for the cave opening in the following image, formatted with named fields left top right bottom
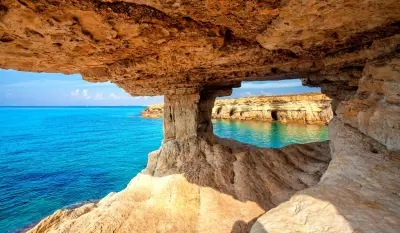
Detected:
left=211, top=79, right=330, bottom=148
left=271, top=110, right=278, bottom=121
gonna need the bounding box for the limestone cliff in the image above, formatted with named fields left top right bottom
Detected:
left=0, top=1, right=399, bottom=233
left=26, top=58, right=400, bottom=233
left=142, top=93, right=333, bottom=124
left=251, top=58, right=400, bottom=233
left=27, top=138, right=331, bottom=233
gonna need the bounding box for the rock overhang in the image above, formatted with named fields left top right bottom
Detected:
left=1, top=1, right=400, bottom=232
left=0, top=0, right=399, bottom=97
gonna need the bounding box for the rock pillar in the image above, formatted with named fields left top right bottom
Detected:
left=163, top=89, right=220, bottom=141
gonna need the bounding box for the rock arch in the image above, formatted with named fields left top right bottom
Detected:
left=0, top=0, right=399, bottom=232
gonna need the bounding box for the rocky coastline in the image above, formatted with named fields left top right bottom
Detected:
left=1, top=1, right=399, bottom=232
left=141, top=93, right=333, bottom=124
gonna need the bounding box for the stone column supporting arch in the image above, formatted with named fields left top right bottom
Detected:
left=163, top=87, right=233, bottom=141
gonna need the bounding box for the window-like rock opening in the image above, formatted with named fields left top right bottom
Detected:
left=271, top=110, right=278, bottom=121
left=210, top=80, right=331, bottom=148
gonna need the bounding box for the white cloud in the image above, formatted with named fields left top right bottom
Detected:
left=94, top=92, right=104, bottom=100
left=71, top=89, right=80, bottom=96
left=82, top=89, right=89, bottom=97
left=240, top=92, right=254, bottom=97
left=260, top=90, right=272, bottom=96
left=132, top=96, right=150, bottom=100
left=109, top=93, right=121, bottom=100
left=241, top=80, right=302, bottom=89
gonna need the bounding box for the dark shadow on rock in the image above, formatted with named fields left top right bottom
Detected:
left=145, top=134, right=331, bottom=210
left=249, top=118, right=400, bottom=233
left=231, top=216, right=262, bottom=233
left=29, top=134, right=331, bottom=233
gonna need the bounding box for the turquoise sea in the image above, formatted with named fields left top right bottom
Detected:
left=0, top=107, right=328, bottom=233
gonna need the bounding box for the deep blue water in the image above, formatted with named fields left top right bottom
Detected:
left=0, top=107, right=328, bottom=233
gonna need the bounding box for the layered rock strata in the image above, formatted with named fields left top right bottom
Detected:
left=252, top=118, right=400, bottom=233
left=27, top=58, right=400, bottom=233
left=142, top=93, right=333, bottom=124
left=0, top=0, right=399, bottom=96
left=28, top=136, right=331, bottom=233
left=251, top=58, right=400, bottom=233
left=0, top=0, right=399, bottom=232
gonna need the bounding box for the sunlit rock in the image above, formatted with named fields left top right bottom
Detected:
left=28, top=135, right=331, bottom=233
left=142, top=93, right=333, bottom=124
left=0, top=0, right=399, bottom=232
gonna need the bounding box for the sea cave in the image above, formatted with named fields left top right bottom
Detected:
left=0, top=0, right=399, bottom=232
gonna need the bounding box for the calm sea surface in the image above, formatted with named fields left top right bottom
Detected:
left=0, top=107, right=328, bottom=232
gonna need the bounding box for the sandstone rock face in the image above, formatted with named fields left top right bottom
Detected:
left=251, top=59, right=400, bottom=233
left=27, top=137, right=331, bottom=233
left=1, top=1, right=400, bottom=233
left=336, top=59, right=400, bottom=151
left=0, top=0, right=399, bottom=95
left=251, top=118, right=400, bottom=233
left=141, top=103, right=163, bottom=118
left=27, top=58, right=400, bottom=233
left=142, top=93, right=333, bottom=124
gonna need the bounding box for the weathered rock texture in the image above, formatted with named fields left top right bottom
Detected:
left=252, top=118, right=400, bottom=233
left=142, top=93, right=333, bottom=124
left=1, top=0, right=400, bottom=232
left=26, top=58, right=400, bottom=233
left=251, top=58, right=400, bottom=233
left=0, top=0, right=399, bottom=96
left=27, top=137, right=331, bottom=233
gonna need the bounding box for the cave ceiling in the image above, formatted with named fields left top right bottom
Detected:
left=0, top=0, right=399, bottom=96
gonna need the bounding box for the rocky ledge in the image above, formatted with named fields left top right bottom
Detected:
left=1, top=1, right=399, bottom=232
left=27, top=137, right=331, bottom=233
left=141, top=93, right=333, bottom=124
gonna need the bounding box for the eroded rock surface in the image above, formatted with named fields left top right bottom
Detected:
left=251, top=58, right=400, bottom=233
left=251, top=118, right=400, bottom=233
left=27, top=137, right=331, bottom=233
left=26, top=58, right=400, bottom=233
left=0, top=0, right=399, bottom=95
left=1, top=1, right=399, bottom=232
left=142, top=93, right=333, bottom=124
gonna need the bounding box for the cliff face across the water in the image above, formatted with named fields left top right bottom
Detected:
left=142, top=93, right=333, bottom=124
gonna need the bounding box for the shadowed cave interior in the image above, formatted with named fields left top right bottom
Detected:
left=270, top=110, right=278, bottom=121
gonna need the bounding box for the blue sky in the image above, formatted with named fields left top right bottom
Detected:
left=0, top=69, right=321, bottom=106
